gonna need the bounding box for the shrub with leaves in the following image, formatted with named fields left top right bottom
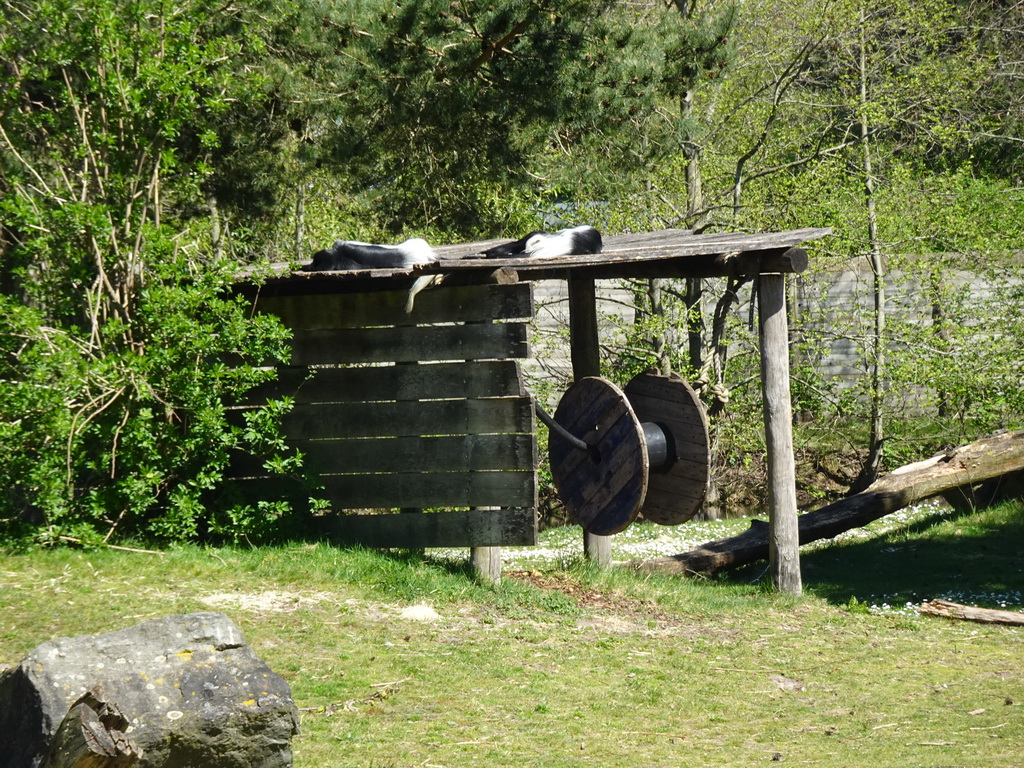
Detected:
left=0, top=261, right=304, bottom=545
left=0, top=1, right=309, bottom=545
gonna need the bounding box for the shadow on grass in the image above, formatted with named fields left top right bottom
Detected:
left=725, top=500, right=1024, bottom=610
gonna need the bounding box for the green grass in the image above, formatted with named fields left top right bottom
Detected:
left=2, top=499, right=1022, bottom=767
left=799, top=499, right=1024, bottom=612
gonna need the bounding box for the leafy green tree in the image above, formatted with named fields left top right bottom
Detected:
left=792, top=0, right=1006, bottom=486
left=0, top=0, right=301, bottom=543
left=306, top=0, right=647, bottom=235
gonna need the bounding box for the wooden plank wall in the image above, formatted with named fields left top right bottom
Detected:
left=233, top=282, right=538, bottom=548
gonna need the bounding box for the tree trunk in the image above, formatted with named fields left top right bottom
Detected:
left=929, top=266, right=951, bottom=418
left=208, top=194, right=224, bottom=261
left=635, top=430, right=1024, bottom=576
left=295, top=180, right=306, bottom=262
left=852, top=0, right=887, bottom=493
left=680, top=84, right=706, bottom=373
left=648, top=278, right=672, bottom=376
left=919, top=599, right=1024, bottom=626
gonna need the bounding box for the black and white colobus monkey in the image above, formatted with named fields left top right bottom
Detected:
left=481, top=225, right=603, bottom=259
left=302, top=238, right=439, bottom=313
left=302, top=238, right=437, bottom=272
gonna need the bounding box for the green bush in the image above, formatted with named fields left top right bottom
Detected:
left=0, top=262, right=306, bottom=546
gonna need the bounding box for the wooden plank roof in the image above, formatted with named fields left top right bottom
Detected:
left=238, top=227, right=831, bottom=289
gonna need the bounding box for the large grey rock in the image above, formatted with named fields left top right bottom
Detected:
left=0, top=612, right=299, bottom=768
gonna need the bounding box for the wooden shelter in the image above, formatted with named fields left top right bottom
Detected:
left=233, top=227, right=829, bottom=591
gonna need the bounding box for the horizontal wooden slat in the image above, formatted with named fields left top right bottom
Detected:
left=318, top=471, right=536, bottom=509
left=232, top=434, right=535, bottom=476
left=306, top=434, right=535, bottom=474
left=243, top=360, right=525, bottom=405
left=314, top=507, right=538, bottom=548
left=226, top=469, right=535, bottom=510
left=288, top=322, right=529, bottom=365
left=256, top=282, right=533, bottom=329
left=262, top=397, right=535, bottom=439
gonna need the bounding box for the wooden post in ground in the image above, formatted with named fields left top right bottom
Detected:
left=470, top=535, right=502, bottom=584
left=469, top=314, right=501, bottom=584
left=758, top=274, right=802, bottom=594
left=568, top=274, right=612, bottom=567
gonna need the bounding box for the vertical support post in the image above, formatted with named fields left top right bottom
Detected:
left=568, top=273, right=612, bottom=567
left=470, top=537, right=502, bottom=584
left=469, top=315, right=501, bottom=584
left=758, top=274, right=802, bottom=594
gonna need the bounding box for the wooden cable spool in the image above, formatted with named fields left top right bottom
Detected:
left=547, top=372, right=710, bottom=536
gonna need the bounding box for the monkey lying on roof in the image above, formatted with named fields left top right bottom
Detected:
left=302, top=238, right=437, bottom=272
left=481, top=225, right=603, bottom=259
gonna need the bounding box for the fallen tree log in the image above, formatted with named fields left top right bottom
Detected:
left=919, top=599, right=1024, bottom=626
left=635, top=430, right=1024, bottom=576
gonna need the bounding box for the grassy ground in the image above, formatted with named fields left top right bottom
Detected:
left=1, top=499, right=1022, bottom=767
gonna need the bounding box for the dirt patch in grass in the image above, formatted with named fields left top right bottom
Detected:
left=507, top=570, right=662, bottom=614
left=506, top=569, right=723, bottom=637
left=199, top=591, right=459, bottom=627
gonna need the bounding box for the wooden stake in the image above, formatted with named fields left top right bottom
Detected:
left=757, top=274, right=802, bottom=594
left=568, top=274, right=612, bottom=568
left=470, top=537, right=502, bottom=585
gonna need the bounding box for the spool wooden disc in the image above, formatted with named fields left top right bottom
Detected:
left=624, top=371, right=710, bottom=525
left=548, top=377, right=648, bottom=536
